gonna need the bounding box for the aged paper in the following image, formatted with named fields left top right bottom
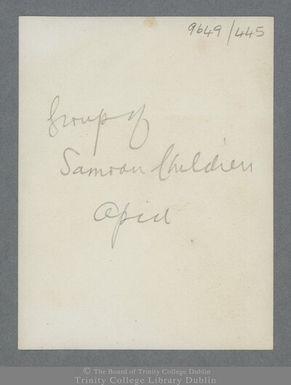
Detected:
left=18, top=17, right=273, bottom=349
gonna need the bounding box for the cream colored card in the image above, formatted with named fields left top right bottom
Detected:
left=18, top=17, right=273, bottom=350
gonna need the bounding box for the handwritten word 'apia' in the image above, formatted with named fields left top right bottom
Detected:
left=93, top=201, right=171, bottom=248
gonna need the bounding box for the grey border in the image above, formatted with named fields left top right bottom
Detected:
left=0, top=0, right=290, bottom=367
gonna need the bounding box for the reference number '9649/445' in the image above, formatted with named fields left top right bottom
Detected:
left=188, top=19, right=265, bottom=45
